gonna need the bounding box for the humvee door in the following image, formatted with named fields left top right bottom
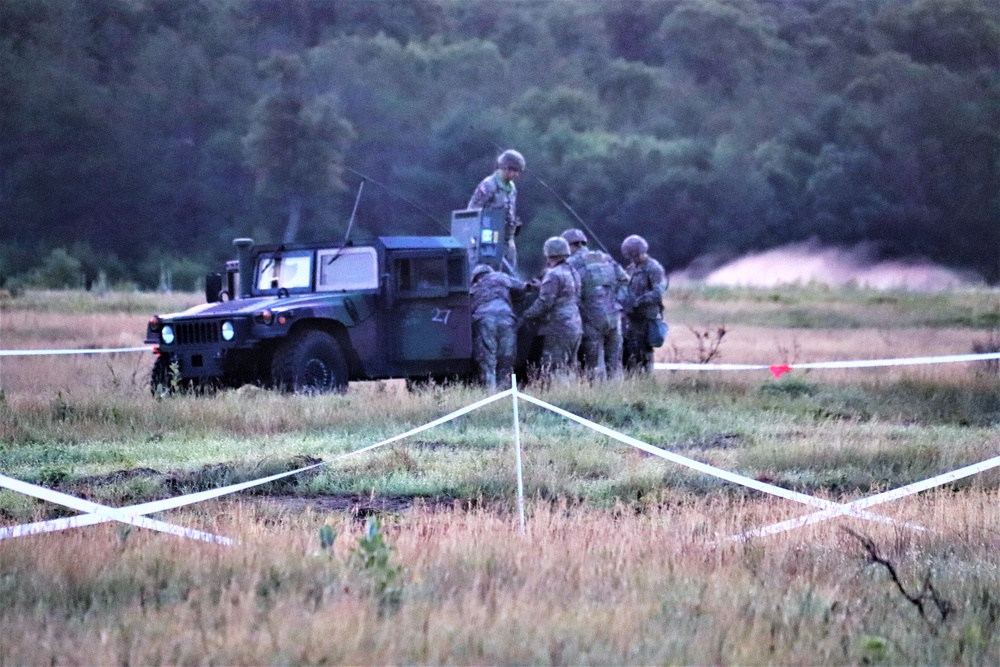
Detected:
left=383, top=239, right=472, bottom=365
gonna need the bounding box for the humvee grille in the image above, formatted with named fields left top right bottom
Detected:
left=175, top=320, right=221, bottom=345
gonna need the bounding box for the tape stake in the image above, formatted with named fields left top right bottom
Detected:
left=511, top=375, right=526, bottom=535
left=4, top=381, right=972, bottom=548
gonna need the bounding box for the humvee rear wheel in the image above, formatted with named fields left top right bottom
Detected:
left=271, top=330, right=348, bottom=394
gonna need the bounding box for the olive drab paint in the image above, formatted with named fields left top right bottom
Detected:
left=146, top=213, right=541, bottom=393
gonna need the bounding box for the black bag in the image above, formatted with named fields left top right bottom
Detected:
left=647, top=318, right=668, bottom=348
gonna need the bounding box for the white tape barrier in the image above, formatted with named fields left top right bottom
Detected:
left=0, top=463, right=327, bottom=542
left=730, top=453, right=1000, bottom=541
left=655, top=362, right=770, bottom=371
left=2, top=341, right=998, bottom=372
left=332, top=389, right=513, bottom=461
left=5, top=382, right=990, bottom=545
left=0, top=473, right=235, bottom=545
left=0, top=346, right=153, bottom=357
left=790, top=352, right=1000, bottom=370
left=0, top=390, right=514, bottom=543
left=515, top=392, right=926, bottom=533
left=654, top=351, right=1000, bottom=373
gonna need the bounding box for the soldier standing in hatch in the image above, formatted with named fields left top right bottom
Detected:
left=562, top=228, right=629, bottom=381
left=468, top=149, right=525, bottom=274
left=621, top=234, right=667, bottom=375
left=470, top=263, right=526, bottom=391
left=521, top=236, right=582, bottom=382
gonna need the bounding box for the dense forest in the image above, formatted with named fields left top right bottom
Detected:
left=2, top=0, right=999, bottom=288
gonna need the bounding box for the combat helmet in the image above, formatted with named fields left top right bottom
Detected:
left=497, top=149, right=526, bottom=172
left=471, top=264, right=492, bottom=283
left=621, top=235, right=649, bottom=261
left=543, top=236, right=571, bottom=259
left=560, top=228, right=587, bottom=246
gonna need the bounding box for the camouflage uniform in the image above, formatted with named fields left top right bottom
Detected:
left=522, top=260, right=582, bottom=378
left=471, top=267, right=525, bottom=390
left=567, top=247, right=628, bottom=381
left=469, top=172, right=519, bottom=272
left=622, top=256, right=667, bottom=374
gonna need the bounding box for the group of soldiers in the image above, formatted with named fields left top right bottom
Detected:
left=467, top=149, right=668, bottom=390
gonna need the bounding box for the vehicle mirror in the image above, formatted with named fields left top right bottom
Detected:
left=205, top=273, right=223, bottom=303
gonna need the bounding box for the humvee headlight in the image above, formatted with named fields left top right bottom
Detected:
left=259, top=309, right=274, bottom=325
left=221, top=320, right=235, bottom=341
left=161, top=324, right=175, bottom=345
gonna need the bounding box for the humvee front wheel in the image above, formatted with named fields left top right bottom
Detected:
left=271, top=330, right=348, bottom=394
left=150, top=354, right=173, bottom=396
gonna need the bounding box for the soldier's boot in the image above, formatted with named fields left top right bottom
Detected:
left=477, top=358, right=497, bottom=391
left=497, top=356, right=515, bottom=389
left=605, top=336, right=624, bottom=381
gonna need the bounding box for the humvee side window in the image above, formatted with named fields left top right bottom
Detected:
left=255, top=252, right=313, bottom=291
left=316, top=247, right=378, bottom=291
left=396, top=256, right=448, bottom=296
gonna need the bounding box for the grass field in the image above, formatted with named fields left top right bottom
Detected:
left=0, top=287, right=999, bottom=664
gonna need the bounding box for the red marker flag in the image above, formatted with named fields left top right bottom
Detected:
left=769, top=364, right=792, bottom=378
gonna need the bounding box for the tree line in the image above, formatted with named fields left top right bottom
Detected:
left=2, top=0, right=998, bottom=289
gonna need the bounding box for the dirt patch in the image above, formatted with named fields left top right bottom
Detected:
left=408, top=439, right=455, bottom=450
left=60, top=456, right=324, bottom=500
left=72, top=467, right=162, bottom=488
left=162, top=455, right=323, bottom=494
left=258, top=493, right=461, bottom=516
left=679, top=433, right=743, bottom=450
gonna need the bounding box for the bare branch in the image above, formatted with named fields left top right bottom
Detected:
left=843, top=527, right=953, bottom=631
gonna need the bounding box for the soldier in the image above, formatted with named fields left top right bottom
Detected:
left=521, top=236, right=582, bottom=382
left=562, top=228, right=628, bottom=381
left=470, top=263, right=526, bottom=391
left=468, top=149, right=525, bottom=273
left=620, top=234, right=667, bottom=375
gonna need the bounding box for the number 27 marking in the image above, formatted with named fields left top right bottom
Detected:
left=432, top=309, right=451, bottom=324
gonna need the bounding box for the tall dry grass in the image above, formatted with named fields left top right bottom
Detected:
left=1, top=287, right=999, bottom=664
left=1, top=493, right=999, bottom=664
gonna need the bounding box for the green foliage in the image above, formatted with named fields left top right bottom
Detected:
left=243, top=52, right=355, bottom=243
left=164, top=360, right=179, bottom=390
left=857, top=634, right=891, bottom=664
left=350, top=517, right=403, bottom=615
left=878, top=0, right=1000, bottom=72
left=32, top=249, right=83, bottom=289
left=2, top=0, right=999, bottom=283
left=318, top=524, right=337, bottom=551
left=37, top=464, right=70, bottom=487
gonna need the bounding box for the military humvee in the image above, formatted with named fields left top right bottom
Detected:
left=145, top=208, right=535, bottom=393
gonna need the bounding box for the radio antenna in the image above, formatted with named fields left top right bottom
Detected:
left=344, top=167, right=450, bottom=234
left=489, top=142, right=611, bottom=255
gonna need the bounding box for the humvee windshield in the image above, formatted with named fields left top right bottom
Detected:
left=253, top=246, right=382, bottom=294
